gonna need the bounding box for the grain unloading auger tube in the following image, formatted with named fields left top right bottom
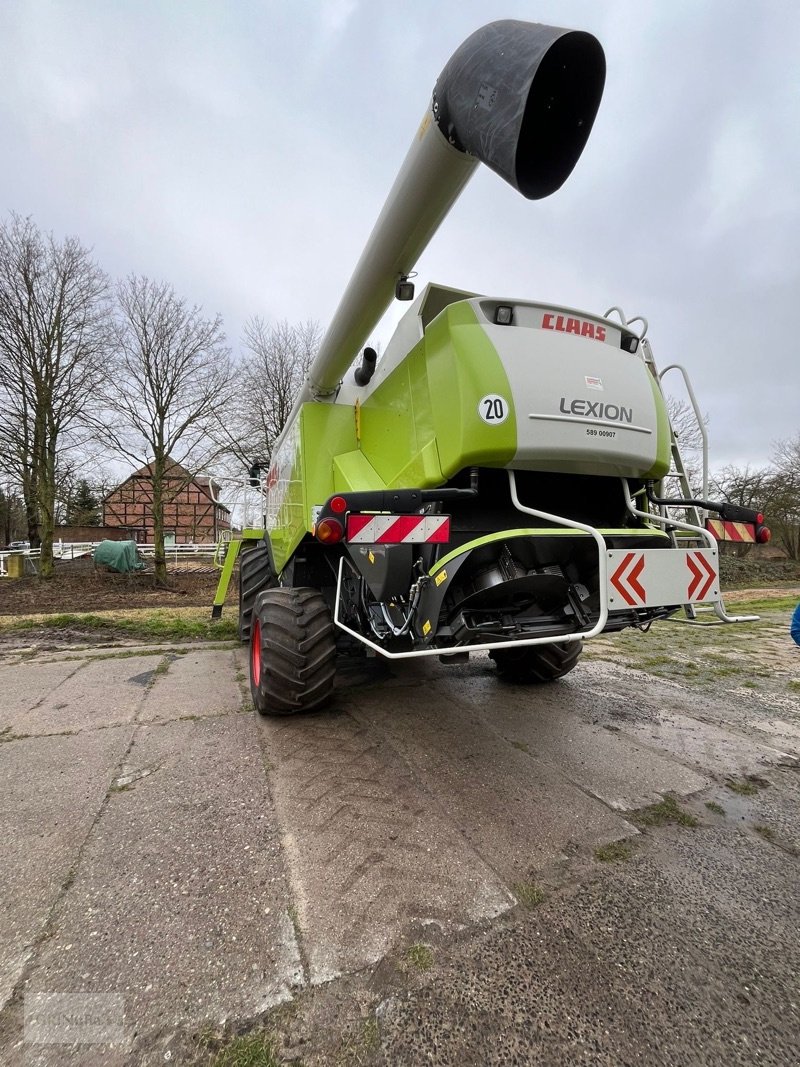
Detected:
left=277, top=19, right=606, bottom=431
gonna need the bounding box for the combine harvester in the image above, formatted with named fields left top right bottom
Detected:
left=213, top=18, right=768, bottom=714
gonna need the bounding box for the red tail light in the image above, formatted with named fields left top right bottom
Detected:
left=330, top=495, right=348, bottom=514
left=316, top=518, right=343, bottom=544
left=756, top=526, right=771, bottom=544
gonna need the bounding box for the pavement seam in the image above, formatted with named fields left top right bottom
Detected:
left=24, top=659, right=87, bottom=714
left=252, top=725, right=311, bottom=989
left=0, top=654, right=204, bottom=1026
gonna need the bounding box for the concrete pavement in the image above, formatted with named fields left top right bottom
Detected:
left=0, top=640, right=797, bottom=1064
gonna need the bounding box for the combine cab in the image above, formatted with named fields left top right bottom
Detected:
left=213, top=19, right=767, bottom=714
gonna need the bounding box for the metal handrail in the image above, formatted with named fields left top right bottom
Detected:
left=620, top=480, right=757, bottom=624
left=657, top=362, right=709, bottom=502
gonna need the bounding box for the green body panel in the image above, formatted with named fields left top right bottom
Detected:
left=357, top=302, right=516, bottom=485
left=424, top=302, right=517, bottom=477
left=333, top=450, right=386, bottom=492
left=267, top=404, right=357, bottom=573
left=358, top=340, right=442, bottom=488
left=643, top=368, right=672, bottom=479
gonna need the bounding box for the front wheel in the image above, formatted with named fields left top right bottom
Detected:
left=490, top=640, right=582, bottom=683
left=250, top=587, right=336, bottom=715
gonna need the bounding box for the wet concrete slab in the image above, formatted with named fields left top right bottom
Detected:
left=581, top=663, right=800, bottom=769
left=15, top=715, right=300, bottom=1062
left=140, top=649, right=243, bottom=722
left=379, top=822, right=800, bottom=1067
left=257, top=709, right=513, bottom=984
left=345, top=675, right=634, bottom=879
left=4, top=637, right=796, bottom=1065
left=3, top=657, right=156, bottom=736
left=0, top=727, right=133, bottom=1013
left=485, top=688, right=708, bottom=808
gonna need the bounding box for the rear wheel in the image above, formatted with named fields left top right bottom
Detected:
left=238, top=542, right=275, bottom=642
left=490, top=640, right=582, bottom=683
left=249, top=587, right=336, bottom=715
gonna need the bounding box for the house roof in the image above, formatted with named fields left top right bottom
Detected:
left=108, top=457, right=231, bottom=513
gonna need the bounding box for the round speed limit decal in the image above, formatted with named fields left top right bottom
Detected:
left=478, top=394, right=509, bottom=425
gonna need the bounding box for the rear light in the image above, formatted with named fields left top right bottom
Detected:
left=755, top=513, right=764, bottom=525
left=316, top=518, right=343, bottom=544
left=756, top=526, right=771, bottom=544
left=330, top=495, right=347, bottom=514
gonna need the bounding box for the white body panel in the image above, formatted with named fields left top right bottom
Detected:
left=605, top=547, right=720, bottom=610
left=474, top=301, right=661, bottom=476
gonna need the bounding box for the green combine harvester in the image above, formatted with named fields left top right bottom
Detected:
left=213, top=18, right=768, bottom=714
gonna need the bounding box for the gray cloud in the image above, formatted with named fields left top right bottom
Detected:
left=1, top=0, right=797, bottom=468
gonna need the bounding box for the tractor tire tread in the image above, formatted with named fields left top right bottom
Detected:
left=238, top=543, right=275, bottom=643
left=250, top=587, right=336, bottom=715
left=490, top=640, right=582, bottom=683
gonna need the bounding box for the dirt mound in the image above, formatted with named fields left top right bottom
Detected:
left=718, top=553, right=800, bottom=587
left=0, top=568, right=226, bottom=616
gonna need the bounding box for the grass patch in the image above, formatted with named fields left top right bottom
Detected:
left=0, top=608, right=237, bottom=642
left=725, top=776, right=766, bottom=796
left=404, top=943, right=434, bottom=971
left=512, top=881, right=546, bottom=909
left=285, top=904, right=303, bottom=949
left=705, top=801, right=725, bottom=816
left=638, top=654, right=675, bottom=668
left=150, top=656, right=172, bottom=680
left=509, top=740, right=530, bottom=754
left=754, top=824, right=776, bottom=843
left=723, top=596, right=797, bottom=615
left=788, top=680, right=800, bottom=693
left=336, top=1016, right=380, bottom=1066
left=630, top=794, right=699, bottom=829
left=195, top=1030, right=281, bottom=1067
left=594, top=840, right=633, bottom=863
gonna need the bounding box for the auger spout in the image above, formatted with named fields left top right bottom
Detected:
left=288, top=19, right=605, bottom=420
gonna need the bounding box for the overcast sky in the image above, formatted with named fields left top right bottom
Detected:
left=1, top=0, right=798, bottom=471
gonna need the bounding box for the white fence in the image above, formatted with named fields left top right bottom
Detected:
left=0, top=541, right=221, bottom=577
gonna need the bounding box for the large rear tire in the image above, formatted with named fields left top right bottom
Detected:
left=238, top=542, right=275, bottom=643
left=249, top=587, right=336, bottom=715
left=490, top=640, right=582, bottom=683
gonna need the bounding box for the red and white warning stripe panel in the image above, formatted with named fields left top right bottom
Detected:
left=606, top=547, right=720, bottom=608
left=705, top=518, right=756, bottom=543
left=346, top=514, right=450, bottom=544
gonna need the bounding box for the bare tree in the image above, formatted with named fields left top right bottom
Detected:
left=665, top=395, right=707, bottom=496
left=766, top=435, right=800, bottom=560
left=234, top=318, right=321, bottom=465
left=0, top=214, right=110, bottom=576
left=101, top=275, right=234, bottom=585
left=709, top=463, right=773, bottom=558
left=0, top=483, right=26, bottom=545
